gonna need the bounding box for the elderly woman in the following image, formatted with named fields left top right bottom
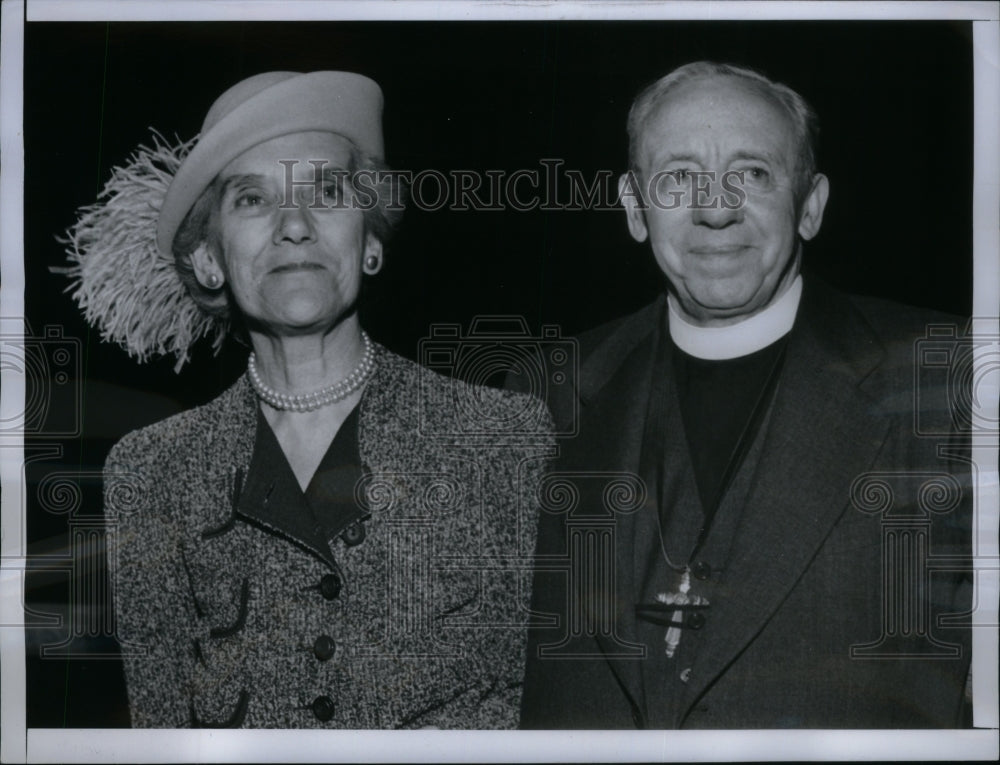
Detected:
left=62, top=71, right=552, bottom=728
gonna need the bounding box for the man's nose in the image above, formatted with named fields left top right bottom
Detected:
left=690, top=178, right=743, bottom=228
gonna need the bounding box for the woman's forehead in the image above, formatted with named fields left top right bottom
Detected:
left=220, top=131, right=355, bottom=179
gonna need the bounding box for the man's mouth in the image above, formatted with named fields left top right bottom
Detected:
left=689, top=245, right=749, bottom=255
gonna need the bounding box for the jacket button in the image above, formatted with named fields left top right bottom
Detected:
left=341, top=521, right=365, bottom=547
left=692, top=561, right=711, bottom=580
left=313, top=635, right=336, bottom=661
left=311, top=695, right=335, bottom=722
left=319, top=573, right=342, bottom=600
left=679, top=667, right=692, bottom=683
left=687, top=612, right=706, bottom=630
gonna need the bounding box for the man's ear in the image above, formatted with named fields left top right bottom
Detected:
left=798, top=173, right=829, bottom=241
left=619, top=171, right=649, bottom=243
left=190, top=243, right=225, bottom=289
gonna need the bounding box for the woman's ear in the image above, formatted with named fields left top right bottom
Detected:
left=190, top=243, right=225, bottom=289
left=362, top=235, right=384, bottom=275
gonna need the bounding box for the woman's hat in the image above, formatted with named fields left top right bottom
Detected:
left=157, top=71, right=384, bottom=258
left=58, top=71, right=383, bottom=371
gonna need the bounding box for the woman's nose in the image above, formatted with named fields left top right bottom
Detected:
left=273, top=201, right=317, bottom=244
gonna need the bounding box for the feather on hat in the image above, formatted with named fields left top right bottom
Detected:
left=57, top=131, right=228, bottom=372
left=57, top=71, right=384, bottom=372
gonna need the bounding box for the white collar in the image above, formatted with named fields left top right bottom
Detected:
left=668, top=275, right=802, bottom=361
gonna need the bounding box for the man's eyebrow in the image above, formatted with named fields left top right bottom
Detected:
left=652, top=152, right=701, bottom=164
left=730, top=149, right=786, bottom=166
left=647, top=149, right=789, bottom=167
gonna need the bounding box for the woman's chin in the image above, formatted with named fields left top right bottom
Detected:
left=257, top=295, right=346, bottom=333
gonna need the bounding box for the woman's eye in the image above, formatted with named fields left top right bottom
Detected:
left=319, top=176, right=351, bottom=205
left=234, top=191, right=267, bottom=208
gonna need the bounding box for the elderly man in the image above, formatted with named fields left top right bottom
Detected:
left=520, top=62, right=971, bottom=729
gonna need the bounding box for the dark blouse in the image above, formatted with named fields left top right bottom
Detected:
left=237, top=404, right=367, bottom=572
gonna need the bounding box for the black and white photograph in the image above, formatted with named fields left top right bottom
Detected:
left=1, top=0, right=997, bottom=761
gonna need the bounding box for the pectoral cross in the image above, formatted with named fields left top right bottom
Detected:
left=655, top=568, right=709, bottom=658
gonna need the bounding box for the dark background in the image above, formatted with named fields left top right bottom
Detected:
left=22, top=20, right=973, bottom=726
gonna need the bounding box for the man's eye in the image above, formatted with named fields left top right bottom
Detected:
left=728, top=165, right=772, bottom=192
left=660, top=168, right=694, bottom=189
left=739, top=166, right=771, bottom=186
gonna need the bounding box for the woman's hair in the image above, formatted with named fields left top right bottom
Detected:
left=171, top=139, right=406, bottom=320
left=172, top=176, right=229, bottom=317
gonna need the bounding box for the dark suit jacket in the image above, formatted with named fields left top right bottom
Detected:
left=521, top=279, right=972, bottom=729
left=104, top=345, right=553, bottom=728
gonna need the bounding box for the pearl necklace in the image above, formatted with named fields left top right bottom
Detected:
left=247, top=331, right=376, bottom=412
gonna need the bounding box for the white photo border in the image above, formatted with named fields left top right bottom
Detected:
left=2, top=1, right=998, bottom=762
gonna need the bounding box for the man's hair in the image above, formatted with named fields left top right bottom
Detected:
left=172, top=139, right=406, bottom=320
left=626, top=61, right=820, bottom=206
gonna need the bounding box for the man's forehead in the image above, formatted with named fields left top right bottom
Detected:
left=653, top=74, right=786, bottom=118
left=639, top=75, right=795, bottom=162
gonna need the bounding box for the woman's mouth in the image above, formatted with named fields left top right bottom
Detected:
left=269, top=262, right=325, bottom=274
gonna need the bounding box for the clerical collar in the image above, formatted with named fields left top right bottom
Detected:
left=668, top=275, right=802, bottom=361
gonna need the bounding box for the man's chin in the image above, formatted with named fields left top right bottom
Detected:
left=681, top=287, right=762, bottom=324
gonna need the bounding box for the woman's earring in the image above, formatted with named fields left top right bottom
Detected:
left=206, top=273, right=221, bottom=289
left=363, top=252, right=383, bottom=275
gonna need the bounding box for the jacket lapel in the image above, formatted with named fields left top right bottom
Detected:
left=235, top=408, right=342, bottom=569
left=573, top=298, right=667, bottom=715
left=680, top=280, right=891, bottom=718
left=189, top=375, right=259, bottom=538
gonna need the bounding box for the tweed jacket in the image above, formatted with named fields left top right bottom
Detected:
left=520, top=278, right=973, bottom=729
left=104, top=345, right=554, bottom=728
